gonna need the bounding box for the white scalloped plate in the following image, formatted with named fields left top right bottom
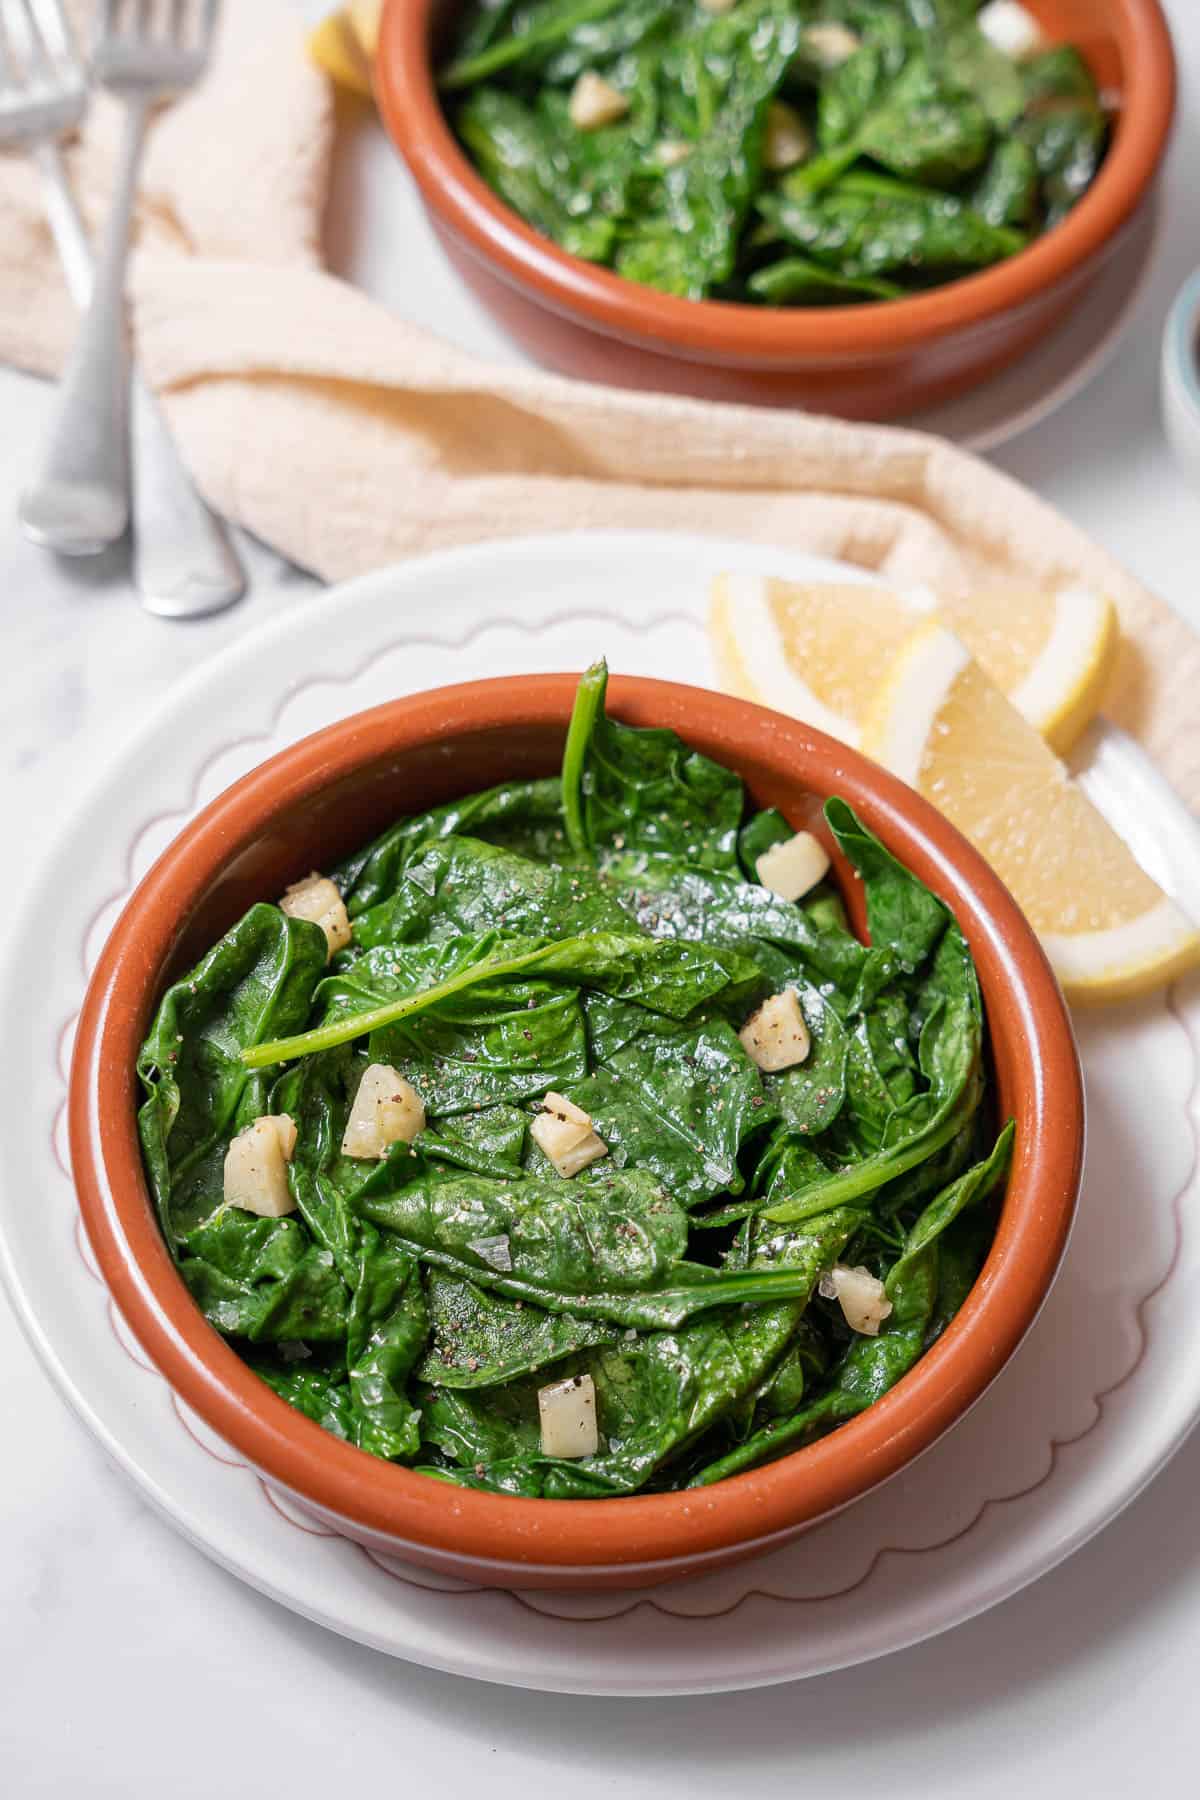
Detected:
left=2, top=531, right=1199, bottom=1696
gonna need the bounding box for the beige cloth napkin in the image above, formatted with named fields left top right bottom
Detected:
left=2, top=2, right=1197, bottom=809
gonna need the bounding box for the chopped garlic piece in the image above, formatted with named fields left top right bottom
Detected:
left=279, top=873, right=351, bottom=961
left=976, top=0, right=1046, bottom=59
left=568, top=71, right=629, bottom=131
left=755, top=830, right=831, bottom=901
left=272, top=1113, right=299, bottom=1161
left=762, top=101, right=813, bottom=172
left=803, top=22, right=861, bottom=68
left=544, top=1092, right=592, bottom=1130
left=341, top=1063, right=426, bottom=1159
left=820, top=1264, right=894, bottom=1336
left=739, top=990, right=811, bottom=1072
left=223, top=1115, right=298, bottom=1218
left=538, top=1373, right=599, bottom=1458
left=656, top=139, right=691, bottom=167
left=531, top=1091, right=609, bottom=1178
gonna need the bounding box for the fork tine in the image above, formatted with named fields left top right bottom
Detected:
left=0, top=8, right=17, bottom=89
left=22, top=0, right=77, bottom=86
left=200, top=0, right=218, bottom=49
left=1, top=0, right=43, bottom=82
left=27, top=0, right=79, bottom=69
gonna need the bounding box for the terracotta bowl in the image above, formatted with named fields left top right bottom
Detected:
left=69, top=676, right=1083, bottom=1591
left=376, top=0, right=1174, bottom=419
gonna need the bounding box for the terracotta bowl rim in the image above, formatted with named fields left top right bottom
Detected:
left=68, top=674, right=1083, bottom=1577
left=375, top=0, right=1175, bottom=364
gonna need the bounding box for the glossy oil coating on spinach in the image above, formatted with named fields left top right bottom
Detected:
left=441, top=1, right=1108, bottom=305
left=137, top=660, right=1011, bottom=1494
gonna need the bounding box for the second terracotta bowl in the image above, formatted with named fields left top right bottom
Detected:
left=377, top=0, right=1175, bottom=418
left=68, top=676, right=1083, bottom=1589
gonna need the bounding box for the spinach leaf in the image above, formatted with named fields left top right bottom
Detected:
left=428, top=1203, right=860, bottom=1496
left=417, top=1273, right=618, bottom=1387
left=767, top=981, right=850, bottom=1138
left=737, top=806, right=793, bottom=879
left=693, top=1124, right=1013, bottom=1483
left=600, top=848, right=882, bottom=1005
left=760, top=171, right=1023, bottom=279
left=334, top=777, right=566, bottom=915
left=804, top=55, right=993, bottom=194
left=970, top=136, right=1039, bottom=228
left=180, top=1213, right=349, bottom=1343
left=355, top=1157, right=691, bottom=1295
left=268, top=1045, right=364, bottom=1280
left=455, top=87, right=623, bottom=263
left=251, top=1357, right=355, bottom=1440
left=368, top=968, right=589, bottom=1116
left=553, top=1009, right=765, bottom=1207
left=748, top=257, right=904, bottom=305
left=613, top=3, right=803, bottom=298
left=934, top=20, right=1025, bottom=129
left=563, top=659, right=743, bottom=867
left=541, top=0, right=676, bottom=84
left=353, top=834, right=630, bottom=948
left=418, top=1376, right=544, bottom=1481
left=825, top=796, right=949, bottom=970
left=441, top=0, right=628, bottom=89
left=750, top=1315, right=832, bottom=1422
left=680, top=1130, right=1007, bottom=1483
left=137, top=904, right=328, bottom=1248
left=420, top=1104, right=530, bottom=1177
left=344, top=1229, right=427, bottom=1459
left=355, top=1154, right=850, bottom=1329
left=758, top=921, right=982, bottom=1225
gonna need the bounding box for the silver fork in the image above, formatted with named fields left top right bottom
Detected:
left=0, top=0, right=244, bottom=614
left=13, top=0, right=242, bottom=615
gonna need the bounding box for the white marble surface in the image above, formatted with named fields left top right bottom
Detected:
left=4, top=5, right=1200, bottom=1790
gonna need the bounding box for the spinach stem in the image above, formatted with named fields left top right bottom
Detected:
left=787, top=139, right=861, bottom=197
left=242, top=942, right=560, bottom=1069
left=440, top=0, right=623, bottom=90
left=561, top=657, right=607, bottom=855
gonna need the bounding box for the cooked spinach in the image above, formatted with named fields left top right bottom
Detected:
left=442, top=0, right=1108, bottom=307
left=136, top=659, right=1009, bottom=1494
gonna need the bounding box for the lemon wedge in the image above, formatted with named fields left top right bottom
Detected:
left=347, top=0, right=382, bottom=56
left=937, top=580, right=1119, bottom=754
left=859, top=622, right=1200, bottom=1003
left=306, top=10, right=373, bottom=96
left=709, top=573, right=933, bottom=746
left=709, top=571, right=1117, bottom=755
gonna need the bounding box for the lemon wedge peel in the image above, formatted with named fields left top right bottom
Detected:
left=1042, top=898, right=1200, bottom=1004
left=1006, top=584, right=1120, bottom=754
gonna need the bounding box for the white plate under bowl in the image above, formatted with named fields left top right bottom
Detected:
left=2, top=531, right=1198, bottom=1696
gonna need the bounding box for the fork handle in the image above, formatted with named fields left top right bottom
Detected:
left=20, top=99, right=148, bottom=556
left=128, top=378, right=247, bottom=618
left=25, top=141, right=246, bottom=614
